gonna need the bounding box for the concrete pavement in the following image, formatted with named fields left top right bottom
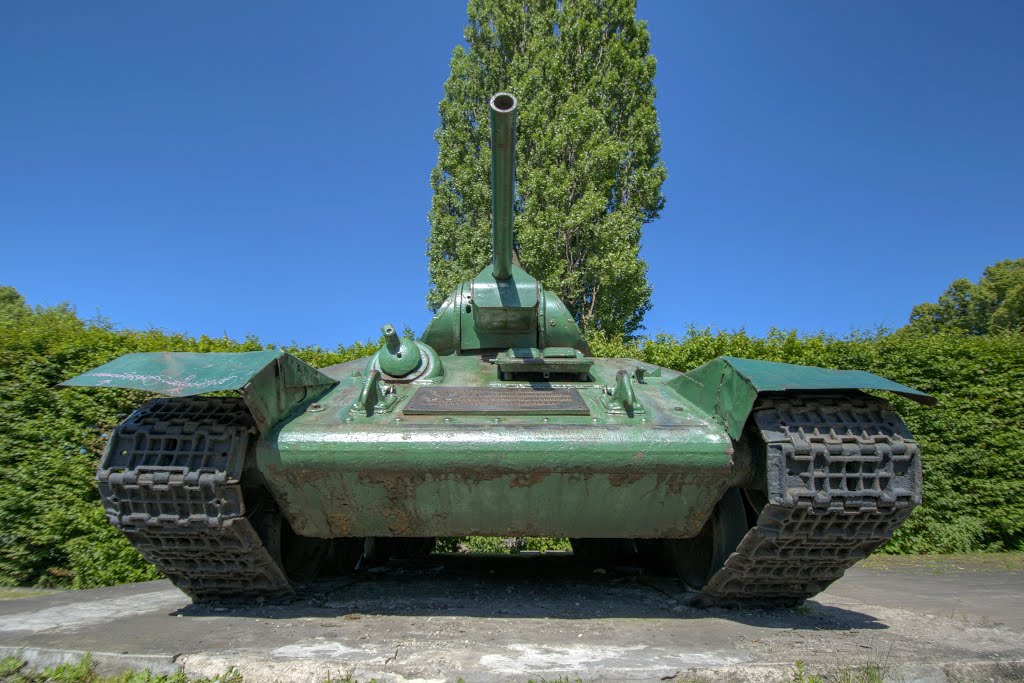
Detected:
left=1, top=554, right=1022, bottom=682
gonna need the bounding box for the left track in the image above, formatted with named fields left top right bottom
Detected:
left=97, top=397, right=293, bottom=602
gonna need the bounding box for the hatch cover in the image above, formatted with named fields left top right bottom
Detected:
left=404, top=386, right=590, bottom=416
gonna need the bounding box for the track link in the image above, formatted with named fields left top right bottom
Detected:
left=698, top=394, right=922, bottom=607
left=97, top=397, right=293, bottom=602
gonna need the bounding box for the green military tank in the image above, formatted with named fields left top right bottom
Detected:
left=62, top=93, right=933, bottom=607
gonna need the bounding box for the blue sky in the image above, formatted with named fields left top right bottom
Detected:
left=2, top=1, right=1022, bottom=348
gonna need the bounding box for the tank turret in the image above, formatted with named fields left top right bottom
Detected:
left=420, top=93, right=589, bottom=356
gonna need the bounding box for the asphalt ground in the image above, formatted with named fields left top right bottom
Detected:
left=1, top=553, right=1022, bottom=682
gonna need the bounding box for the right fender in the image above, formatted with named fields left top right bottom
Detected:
left=668, top=355, right=934, bottom=440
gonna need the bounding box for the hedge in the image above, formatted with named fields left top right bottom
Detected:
left=1, top=295, right=1021, bottom=588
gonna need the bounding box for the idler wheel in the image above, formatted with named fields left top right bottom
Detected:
left=668, top=488, right=749, bottom=590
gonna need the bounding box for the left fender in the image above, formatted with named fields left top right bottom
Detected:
left=59, top=350, right=337, bottom=434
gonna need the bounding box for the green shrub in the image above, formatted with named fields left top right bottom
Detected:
left=436, top=537, right=573, bottom=554
left=1, top=285, right=1022, bottom=589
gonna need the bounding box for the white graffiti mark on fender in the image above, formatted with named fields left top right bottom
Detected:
left=86, top=372, right=243, bottom=394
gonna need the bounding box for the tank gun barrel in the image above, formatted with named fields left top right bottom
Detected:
left=489, top=92, right=517, bottom=281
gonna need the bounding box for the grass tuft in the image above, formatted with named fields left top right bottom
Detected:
left=792, top=659, right=891, bottom=683
left=0, top=656, right=240, bottom=683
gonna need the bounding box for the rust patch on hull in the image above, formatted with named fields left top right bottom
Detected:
left=509, top=470, right=551, bottom=488
left=608, top=472, right=645, bottom=487
left=357, top=471, right=429, bottom=537
left=268, top=466, right=729, bottom=539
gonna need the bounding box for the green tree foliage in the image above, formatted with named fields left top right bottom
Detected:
left=0, top=288, right=376, bottom=588
left=908, top=258, right=1024, bottom=334
left=427, top=0, right=666, bottom=336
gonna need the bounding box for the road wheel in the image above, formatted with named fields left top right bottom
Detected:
left=667, top=488, right=748, bottom=590
left=249, top=493, right=330, bottom=582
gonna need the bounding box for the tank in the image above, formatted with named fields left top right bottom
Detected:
left=61, top=93, right=934, bottom=607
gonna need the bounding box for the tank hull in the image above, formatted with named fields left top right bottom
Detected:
left=258, top=355, right=739, bottom=539
left=259, top=425, right=735, bottom=539
left=64, top=350, right=931, bottom=605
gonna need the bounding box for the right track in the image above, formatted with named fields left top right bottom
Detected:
left=697, top=394, right=922, bottom=607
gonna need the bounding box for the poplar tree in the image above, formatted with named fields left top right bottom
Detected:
left=426, top=0, right=666, bottom=337
left=908, top=259, right=1024, bottom=335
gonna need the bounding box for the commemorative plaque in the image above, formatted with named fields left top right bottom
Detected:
left=404, top=386, right=590, bottom=416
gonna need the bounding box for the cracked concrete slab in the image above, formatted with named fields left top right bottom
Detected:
left=0, top=555, right=1021, bottom=682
